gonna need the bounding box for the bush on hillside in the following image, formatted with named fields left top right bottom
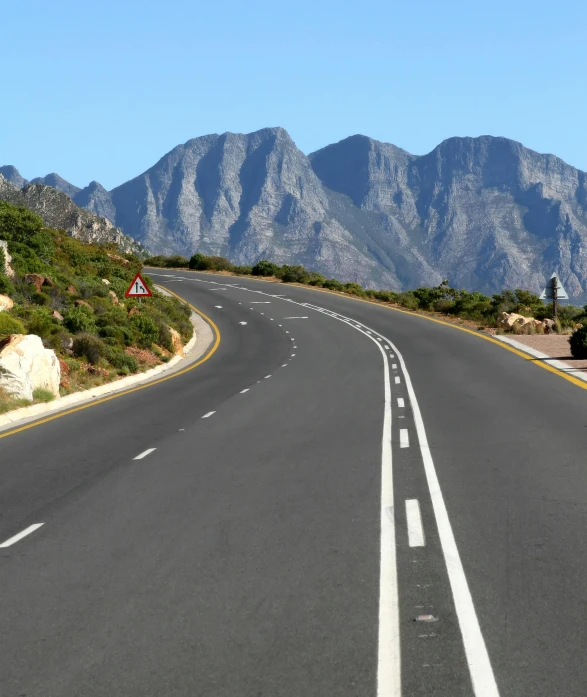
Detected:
left=252, top=260, right=280, bottom=277
left=569, top=324, right=587, bottom=359
left=72, top=333, right=105, bottom=364
left=105, top=346, right=138, bottom=374
left=0, top=313, right=26, bottom=338
left=130, top=313, right=159, bottom=347
left=64, top=305, right=96, bottom=334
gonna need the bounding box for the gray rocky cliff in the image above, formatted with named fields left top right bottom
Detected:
left=30, top=173, right=81, bottom=200
left=0, top=175, right=147, bottom=257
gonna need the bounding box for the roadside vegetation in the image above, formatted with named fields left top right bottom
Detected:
left=0, top=202, right=193, bottom=402
left=145, top=252, right=587, bottom=336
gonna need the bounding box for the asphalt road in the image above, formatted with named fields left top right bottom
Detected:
left=1, top=269, right=587, bottom=696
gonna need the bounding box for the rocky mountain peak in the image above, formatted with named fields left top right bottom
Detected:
left=30, top=173, right=81, bottom=199
left=0, top=166, right=29, bottom=189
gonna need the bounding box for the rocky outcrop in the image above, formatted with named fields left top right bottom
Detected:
left=0, top=334, right=61, bottom=400
left=0, top=240, right=14, bottom=278
left=0, top=295, right=13, bottom=312
left=30, top=173, right=81, bottom=200
left=0, top=175, right=148, bottom=258
left=168, top=326, right=183, bottom=356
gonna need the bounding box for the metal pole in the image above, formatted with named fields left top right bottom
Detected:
left=553, top=276, right=558, bottom=326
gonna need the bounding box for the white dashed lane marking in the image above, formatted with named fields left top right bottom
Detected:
left=0, top=523, right=45, bottom=548
left=202, top=411, right=216, bottom=419
left=395, top=376, right=401, bottom=384
left=397, top=398, right=405, bottom=408
left=240, top=389, right=249, bottom=393
left=134, top=448, right=157, bottom=460
left=406, top=500, right=425, bottom=547
left=400, top=429, right=410, bottom=448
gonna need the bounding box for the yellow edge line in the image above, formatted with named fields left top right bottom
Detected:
left=171, top=267, right=587, bottom=391
left=0, top=286, right=221, bottom=440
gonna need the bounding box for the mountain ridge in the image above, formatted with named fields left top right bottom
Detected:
left=5, top=128, right=587, bottom=298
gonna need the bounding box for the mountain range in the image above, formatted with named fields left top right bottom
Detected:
left=4, top=128, right=587, bottom=299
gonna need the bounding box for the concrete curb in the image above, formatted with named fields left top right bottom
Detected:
left=0, top=288, right=214, bottom=432
left=495, top=335, right=587, bottom=384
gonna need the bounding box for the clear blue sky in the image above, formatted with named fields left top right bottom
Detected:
left=3, top=0, right=585, bottom=190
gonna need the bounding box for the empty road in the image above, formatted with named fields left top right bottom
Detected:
left=1, top=269, right=586, bottom=696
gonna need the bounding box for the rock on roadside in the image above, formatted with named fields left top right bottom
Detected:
left=0, top=334, right=61, bottom=401
left=0, top=294, right=14, bottom=312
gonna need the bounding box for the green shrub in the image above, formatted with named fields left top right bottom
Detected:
left=96, top=306, right=128, bottom=327
left=130, top=313, right=159, bottom=347
left=252, top=259, right=280, bottom=277
left=72, top=333, right=105, bottom=364
left=25, top=307, right=55, bottom=338
left=165, top=255, right=189, bottom=268
left=569, top=324, right=587, bottom=358
left=88, top=296, right=111, bottom=314
left=322, top=278, right=344, bottom=291
left=64, top=305, right=96, bottom=333
left=0, top=313, right=26, bottom=338
left=398, top=292, right=419, bottom=310
left=344, top=282, right=365, bottom=296
left=157, top=323, right=174, bottom=352
left=105, top=346, right=138, bottom=374
left=234, top=265, right=253, bottom=275
left=0, top=273, right=14, bottom=295
left=31, top=291, right=51, bottom=306
left=98, top=325, right=126, bottom=344
left=33, top=388, right=55, bottom=403
left=77, top=277, right=109, bottom=299
left=0, top=202, right=43, bottom=242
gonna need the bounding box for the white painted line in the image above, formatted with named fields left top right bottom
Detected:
left=202, top=411, right=216, bottom=418
left=209, top=288, right=227, bottom=291
left=382, top=331, right=501, bottom=697
left=392, top=364, right=397, bottom=369
left=250, top=301, right=271, bottom=303
left=285, top=331, right=290, bottom=333
left=384, top=345, right=390, bottom=349
left=377, top=337, right=383, bottom=341
left=264, top=375, right=271, bottom=379
left=240, top=389, right=249, bottom=393
left=367, top=331, right=372, bottom=334
left=133, top=448, right=156, bottom=460
left=0, top=523, right=45, bottom=548
left=291, top=354, right=296, bottom=357
left=397, top=398, right=405, bottom=408
left=278, top=324, right=282, bottom=327
left=395, top=376, right=401, bottom=384
left=293, top=345, right=297, bottom=348
left=400, top=429, right=410, bottom=448
left=214, top=305, right=223, bottom=308
left=282, top=364, right=288, bottom=367
left=406, top=500, right=425, bottom=547
left=282, top=316, right=309, bottom=319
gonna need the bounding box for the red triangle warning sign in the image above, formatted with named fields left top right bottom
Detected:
left=125, top=272, right=152, bottom=297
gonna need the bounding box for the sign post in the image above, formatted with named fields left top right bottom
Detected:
left=125, top=272, right=152, bottom=304
left=539, top=272, right=568, bottom=324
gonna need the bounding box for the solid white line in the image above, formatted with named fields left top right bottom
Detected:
left=0, top=523, right=44, bottom=548
left=202, top=411, right=216, bottom=418
left=400, top=429, right=409, bottom=448
left=133, top=448, right=156, bottom=460
left=240, top=389, right=249, bottom=393
left=406, top=500, right=425, bottom=547
left=397, top=398, right=405, bottom=408
left=395, top=376, right=401, bottom=384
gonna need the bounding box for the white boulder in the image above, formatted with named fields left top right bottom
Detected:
left=0, top=240, right=14, bottom=278
left=0, top=334, right=61, bottom=401
left=0, top=294, right=13, bottom=312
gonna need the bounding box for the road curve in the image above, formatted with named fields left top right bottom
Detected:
left=1, top=269, right=586, bottom=696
